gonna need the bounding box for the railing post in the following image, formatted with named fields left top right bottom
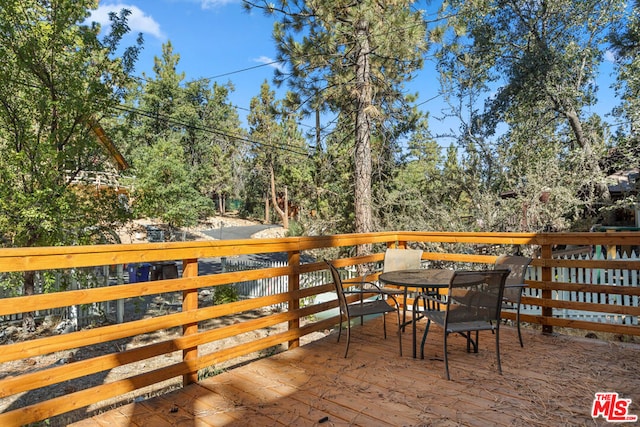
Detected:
left=541, top=244, right=553, bottom=335
left=288, top=250, right=301, bottom=350
left=182, top=258, right=199, bottom=385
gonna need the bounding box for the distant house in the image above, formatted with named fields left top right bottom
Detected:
left=65, top=118, right=132, bottom=195
left=605, top=168, right=640, bottom=228
left=498, top=168, right=640, bottom=230
left=607, top=168, right=639, bottom=197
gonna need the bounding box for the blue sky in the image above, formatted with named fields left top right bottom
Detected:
left=89, top=0, right=621, bottom=146
left=89, top=0, right=464, bottom=143
left=91, top=1, right=286, bottom=123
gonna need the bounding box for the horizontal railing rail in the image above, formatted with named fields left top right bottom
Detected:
left=0, top=231, right=639, bottom=425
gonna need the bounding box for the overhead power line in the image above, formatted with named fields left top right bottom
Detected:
left=111, top=104, right=312, bottom=157
left=129, top=16, right=433, bottom=120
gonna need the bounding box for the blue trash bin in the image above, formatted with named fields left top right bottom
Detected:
left=127, top=264, right=138, bottom=283
left=137, top=263, right=151, bottom=282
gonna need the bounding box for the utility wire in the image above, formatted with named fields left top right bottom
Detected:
left=129, top=12, right=435, bottom=122
left=111, top=104, right=312, bottom=157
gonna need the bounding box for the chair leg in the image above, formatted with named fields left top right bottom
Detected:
left=412, top=298, right=419, bottom=358
left=411, top=295, right=427, bottom=327
left=516, top=304, right=524, bottom=347
left=344, top=319, right=351, bottom=358
left=382, top=310, right=387, bottom=339
left=395, top=308, right=403, bottom=357
left=464, top=331, right=479, bottom=353
left=337, top=318, right=343, bottom=343
left=400, top=288, right=408, bottom=332
left=495, top=327, right=502, bottom=374
left=416, top=297, right=419, bottom=359
left=443, top=332, right=450, bottom=380
left=419, top=319, right=431, bottom=359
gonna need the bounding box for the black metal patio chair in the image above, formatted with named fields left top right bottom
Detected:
left=326, top=260, right=402, bottom=358
left=413, top=269, right=510, bottom=380
left=494, top=255, right=532, bottom=347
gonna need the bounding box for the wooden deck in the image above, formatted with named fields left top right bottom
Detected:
left=71, top=317, right=640, bottom=426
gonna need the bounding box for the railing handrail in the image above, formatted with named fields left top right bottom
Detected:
left=0, top=229, right=636, bottom=270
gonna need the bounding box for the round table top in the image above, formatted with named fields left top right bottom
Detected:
left=378, top=269, right=454, bottom=288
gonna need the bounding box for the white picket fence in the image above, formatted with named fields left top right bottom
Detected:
left=221, top=258, right=351, bottom=310
left=225, top=253, right=639, bottom=326
left=0, top=266, right=118, bottom=329
left=521, top=251, right=639, bottom=325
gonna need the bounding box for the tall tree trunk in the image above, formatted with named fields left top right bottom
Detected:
left=315, top=109, right=322, bottom=216
left=270, top=163, right=289, bottom=229
left=265, top=195, right=270, bottom=224
left=354, top=19, right=373, bottom=257
left=22, top=271, right=36, bottom=332
left=563, top=106, right=611, bottom=202
left=218, top=193, right=225, bottom=215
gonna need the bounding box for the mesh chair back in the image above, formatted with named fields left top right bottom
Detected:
left=326, top=261, right=349, bottom=317
left=445, top=270, right=510, bottom=326
left=382, top=248, right=423, bottom=273
left=494, top=255, right=532, bottom=302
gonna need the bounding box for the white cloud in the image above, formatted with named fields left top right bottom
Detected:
left=201, top=0, right=239, bottom=9
left=604, top=50, right=617, bottom=63
left=254, top=56, right=287, bottom=73
left=89, top=3, right=165, bottom=40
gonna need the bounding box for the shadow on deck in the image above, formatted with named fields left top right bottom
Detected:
left=71, top=317, right=640, bottom=426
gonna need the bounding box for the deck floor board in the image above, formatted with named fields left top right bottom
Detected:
left=72, top=317, right=640, bottom=426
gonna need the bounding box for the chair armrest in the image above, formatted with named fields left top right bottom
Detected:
left=344, top=282, right=400, bottom=306
left=412, top=293, right=443, bottom=310
left=359, top=266, right=406, bottom=295
left=359, top=265, right=383, bottom=285
left=343, top=280, right=385, bottom=293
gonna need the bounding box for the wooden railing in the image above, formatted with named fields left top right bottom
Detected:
left=65, top=170, right=132, bottom=192
left=0, top=231, right=639, bottom=425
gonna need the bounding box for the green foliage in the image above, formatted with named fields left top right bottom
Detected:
left=198, top=365, right=225, bottom=380
left=316, top=120, right=356, bottom=233
left=0, top=272, right=26, bottom=297
left=0, top=1, right=140, bottom=248
left=0, top=268, right=107, bottom=300
left=434, top=0, right=628, bottom=229
left=212, top=285, right=239, bottom=305
left=131, top=138, right=210, bottom=229
left=609, top=1, right=640, bottom=173
left=245, top=81, right=315, bottom=225
left=121, top=41, right=247, bottom=223
left=244, top=0, right=427, bottom=238
left=285, top=220, right=304, bottom=237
